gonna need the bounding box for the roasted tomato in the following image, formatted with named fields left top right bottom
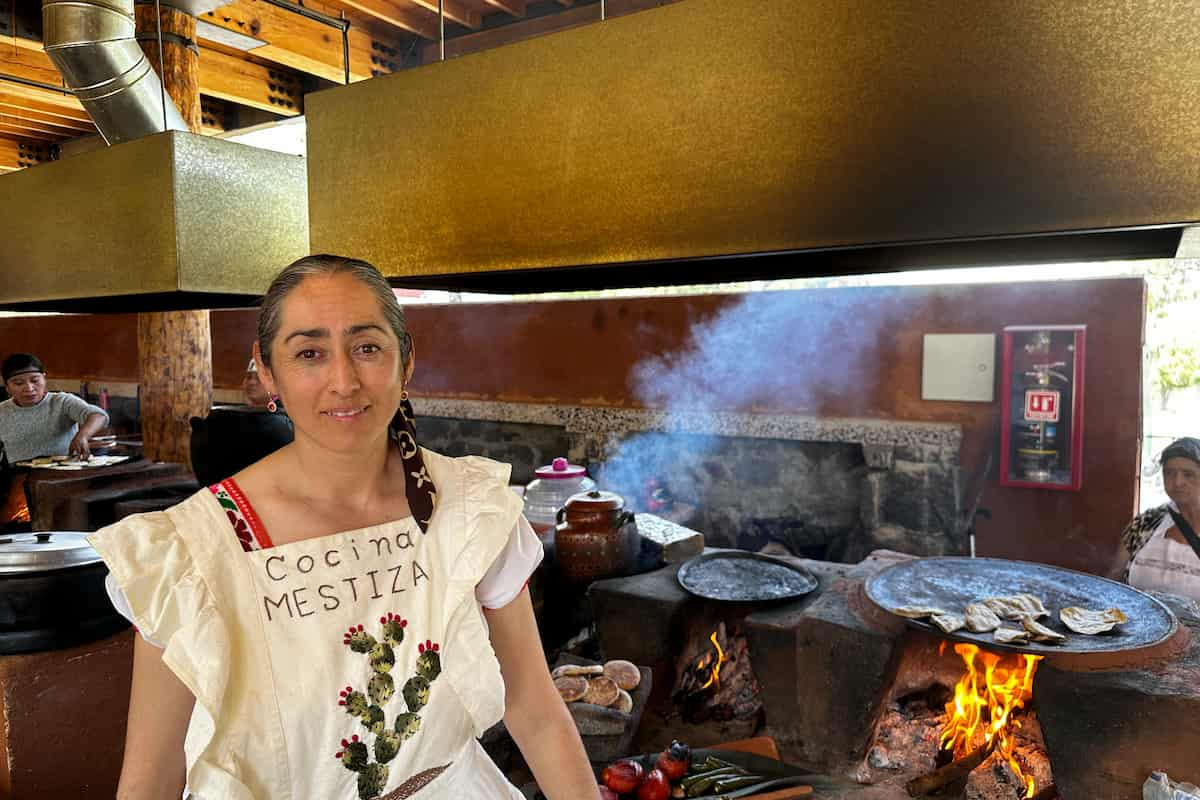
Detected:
left=636, top=768, right=670, bottom=800
left=653, top=739, right=691, bottom=782
left=601, top=760, right=644, bottom=794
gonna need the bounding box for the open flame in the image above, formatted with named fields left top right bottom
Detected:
left=696, top=630, right=725, bottom=691
left=941, top=643, right=1042, bottom=798
left=2, top=475, right=30, bottom=525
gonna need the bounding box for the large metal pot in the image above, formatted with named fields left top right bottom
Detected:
left=0, top=532, right=128, bottom=655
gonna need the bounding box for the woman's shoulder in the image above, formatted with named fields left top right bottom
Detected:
left=90, top=486, right=229, bottom=557
left=421, top=448, right=513, bottom=486
left=1121, top=503, right=1171, bottom=555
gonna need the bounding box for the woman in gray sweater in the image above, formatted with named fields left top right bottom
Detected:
left=0, top=353, right=108, bottom=463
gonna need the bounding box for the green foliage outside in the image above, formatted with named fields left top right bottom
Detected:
left=1145, top=259, right=1200, bottom=407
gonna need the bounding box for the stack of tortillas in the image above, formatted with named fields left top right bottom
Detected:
left=895, top=593, right=1126, bottom=646
left=553, top=660, right=641, bottom=714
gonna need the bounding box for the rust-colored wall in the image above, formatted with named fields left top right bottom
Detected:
left=0, top=278, right=1144, bottom=574
left=401, top=279, right=1144, bottom=575
left=0, top=630, right=133, bottom=797
left=0, top=314, right=139, bottom=383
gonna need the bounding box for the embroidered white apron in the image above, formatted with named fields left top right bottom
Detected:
left=90, top=452, right=526, bottom=800
left=1128, top=514, right=1200, bottom=602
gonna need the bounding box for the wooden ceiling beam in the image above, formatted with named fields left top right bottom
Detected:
left=0, top=89, right=91, bottom=128
left=420, top=0, right=672, bottom=62
left=407, top=0, right=479, bottom=30
left=0, top=111, right=78, bottom=139
left=325, top=0, right=437, bottom=40
left=3, top=29, right=310, bottom=123
left=0, top=121, right=61, bottom=140
left=0, top=80, right=87, bottom=120
left=480, top=0, right=525, bottom=18
left=0, top=136, right=25, bottom=171
left=0, top=42, right=68, bottom=87
left=199, top=45, right=303, bottom=115
left=201, top=0, right=390, bottom=83
left=0, top=104, right=91, bottom=136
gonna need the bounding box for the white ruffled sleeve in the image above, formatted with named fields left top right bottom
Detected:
left=88, top=500, right=255, bottom=800
left=104, top=573, right=164, bottom=647
left=475, top=514, right=544, bottom=609
left=438, top=455, right=525, bottom=737
left=88, top=509, right=214, bottom=651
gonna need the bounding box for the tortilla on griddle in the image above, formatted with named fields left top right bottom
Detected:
left=994, top=627, right=1030, bottom=645
left=893, top=606, right=950, bottom=619
left=1021, top=615, right=1066, bottom=643
left=965, top=603, right=1003, bottom=632
left=931, top=613, right=966, bottom=634
left=982, top=594, right=1050, bottom=620
left=1060, top=606, right=1128, bottom=635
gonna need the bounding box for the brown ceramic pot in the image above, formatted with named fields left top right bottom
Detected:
left=554, top=489, right=638, bottom=584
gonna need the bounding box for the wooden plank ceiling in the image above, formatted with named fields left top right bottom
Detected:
left=0, top=0, right=670, bottom=172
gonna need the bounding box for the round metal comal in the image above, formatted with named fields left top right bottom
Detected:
left=678, top=550, right=819, bottom=603
left=865, top=556, right=1179, bottom=656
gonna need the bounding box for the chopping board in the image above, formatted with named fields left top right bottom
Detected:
left=709, top=737, right=812, bottom=798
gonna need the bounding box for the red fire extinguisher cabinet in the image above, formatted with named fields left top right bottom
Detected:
left=999, top=325, right=1086, bottom=491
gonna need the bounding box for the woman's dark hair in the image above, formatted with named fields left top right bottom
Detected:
left=1161, top=437, right=1200, bottom=467
left=256, top=255, right=411, bottom=371
left=2, top=353, right=44, bottom=382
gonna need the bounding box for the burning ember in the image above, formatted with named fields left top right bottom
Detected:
left=2, top=475, right=30, bottom=525
left=941, top=642, right=1042, bottom=798
left=697, top=631, right=725, bottom=691
left=673, top=622, right=761, bottom=729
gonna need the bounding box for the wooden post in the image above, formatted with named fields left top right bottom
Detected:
left=135, top=4, right=202, bottom=132
left=135, top=3, right=211, bottom=465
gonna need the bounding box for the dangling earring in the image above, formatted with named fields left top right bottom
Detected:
left=267, top=394, right=279, bottom=413
left=400, top=389, right=409, bottom=401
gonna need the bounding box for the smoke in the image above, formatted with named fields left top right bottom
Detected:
left=594, top=287, right=910, bottom=509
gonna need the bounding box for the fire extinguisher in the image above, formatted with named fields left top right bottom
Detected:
left=1016, top=361, right=1069, bottom=481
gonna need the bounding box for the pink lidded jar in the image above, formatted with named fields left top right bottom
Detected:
left=523, top=458, right=595, bottom=541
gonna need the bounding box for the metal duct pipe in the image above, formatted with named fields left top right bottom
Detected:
left=43, top=0, right=188, bottom=145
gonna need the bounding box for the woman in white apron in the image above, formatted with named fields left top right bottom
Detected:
left=90, top=255, right=601, bottom=800
left=1120, top=437, right=1200, bottom=600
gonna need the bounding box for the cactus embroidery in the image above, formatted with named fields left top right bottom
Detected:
left=334, top=614, right=443, bottom=800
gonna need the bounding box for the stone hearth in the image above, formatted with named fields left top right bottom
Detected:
left=590, top=550, right=1200, bottom=799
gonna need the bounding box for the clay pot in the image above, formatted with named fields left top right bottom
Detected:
left=555, top=490, right=638, bottom=584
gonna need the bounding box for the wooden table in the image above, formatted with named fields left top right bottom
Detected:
left=22, top=458, right=197, bottom=531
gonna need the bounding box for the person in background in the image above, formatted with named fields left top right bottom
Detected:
left=243, top=356, right=272, bottom=408
left=0, top=353, right=108, bottom=462
left=1119, top=437, right=1200, bottom=600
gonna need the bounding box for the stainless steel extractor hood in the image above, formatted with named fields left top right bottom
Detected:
left=305, top=0, right=1200, bottom=292
left=0, top=131, right=308, bottom=311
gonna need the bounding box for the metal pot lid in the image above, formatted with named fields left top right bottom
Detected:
left=563, top=489, right=625, bottom=513
left=0, top=532, right=103, bottom=574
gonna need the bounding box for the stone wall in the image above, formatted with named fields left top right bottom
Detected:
left=414, top=400, right=965, bottom=562
left=416, top=417, right=571, bottom=485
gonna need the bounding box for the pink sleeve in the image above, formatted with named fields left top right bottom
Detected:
left=475, top=514, right=545, bottom=609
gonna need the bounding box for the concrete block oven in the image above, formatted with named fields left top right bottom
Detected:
left=591, top=550, right=1199, bottom=800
